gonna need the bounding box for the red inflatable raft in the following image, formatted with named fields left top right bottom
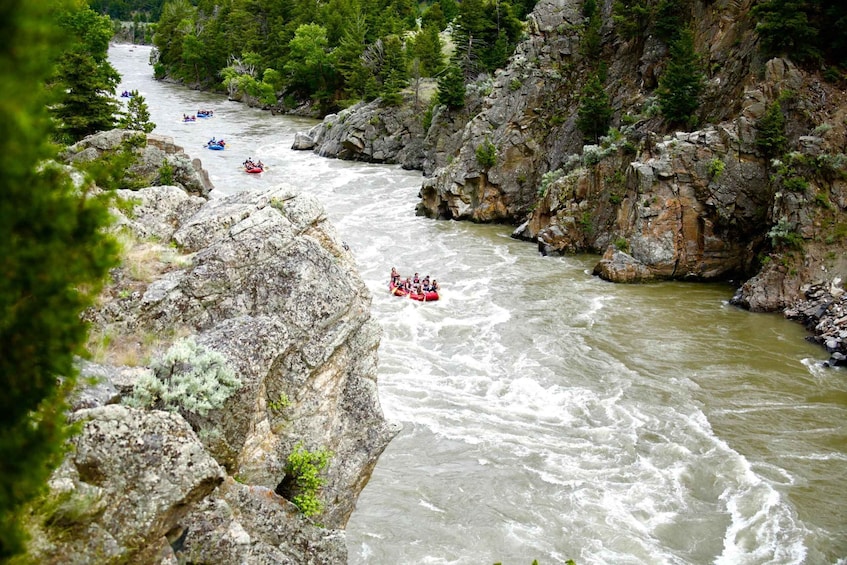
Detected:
left=389, top=282, right=439, bottom=302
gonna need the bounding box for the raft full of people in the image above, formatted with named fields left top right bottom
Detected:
left=389, top=268, right=440, bottom=301
left=243, top=158, right=265, bottom=173
left=206, top=137, right=226, bottom=150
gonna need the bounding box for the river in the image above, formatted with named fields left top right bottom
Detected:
left=110, top=44, right=847, bottom=565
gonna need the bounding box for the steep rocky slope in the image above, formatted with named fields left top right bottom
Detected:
left=295, top=0, right=846, bottom=362
left=25, top=135, right=396, bottom=563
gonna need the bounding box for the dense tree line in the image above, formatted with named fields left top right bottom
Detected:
left=90, top=0, right=168, bottom=20
left=150, top=0, right=535, bottom=112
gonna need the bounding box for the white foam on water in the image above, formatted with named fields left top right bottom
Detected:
left=418, top=498, right=447, bottom=513
left=111, top=45, right=845, bottom=563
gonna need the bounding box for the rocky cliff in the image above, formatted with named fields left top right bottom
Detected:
left=294, top=0, right=847, bottom=361
left=27, top=144, right=397, bottom=563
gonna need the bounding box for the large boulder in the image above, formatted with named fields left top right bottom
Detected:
left=28, top=405, right=224, bottom=564
left=35, top=182, right=396, bottom=563
left=293, top=98, right=427, bottom=169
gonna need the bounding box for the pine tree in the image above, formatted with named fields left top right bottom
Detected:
left=656, top=28, right=704, bottom=128
left=51, top=3, right=121, bottom=142
left=437, top=62, right=466, bottom=109
left=577, top=73, right=613, bottom=143
left=752, top=0, right=820, bottom=64
left=1, top=0, right=119, bottom=557
left=756, top=101, right=787, bottom=159
left=379, top=34, right=407, bottom=105
left=120, top=90, right=156, bottom=133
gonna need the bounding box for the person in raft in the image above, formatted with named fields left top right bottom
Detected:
left=389, top=269, right=439, bottom=294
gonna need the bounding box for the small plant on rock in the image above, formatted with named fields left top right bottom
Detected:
left=475, top=137, right=497, bottom=169
left=279, top=443, right=332, bottom=517
left=708, top=158, right=725, bottom=179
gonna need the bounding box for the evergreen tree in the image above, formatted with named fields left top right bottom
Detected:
left=421, top=2, right=447, bottom=32
left=1, top=0, right=119, bottom=557
left=756, top=100, right=787, bottom=159
left=437, top=62, right=466, bottom=109
left=752, top=0, right=820, bottom=64
left=52, top=3, right=121, bottom=142
left=577, top=73, right=613, bottom=143
left=409, top=25, right=445, bottom=77
left=656, top=28, right=704, bottom=128
left=333, top=12, right=373, bottom=100
left=378, top=35, right=408, bottom=105
left=120, top=90, right=157, bottom=133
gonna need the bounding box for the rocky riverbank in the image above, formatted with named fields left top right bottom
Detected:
left=784, top=280, right=847, bottom=367
left=292, top=0, right=847, bottom=363
left=26, top=133, right=397, bottom=563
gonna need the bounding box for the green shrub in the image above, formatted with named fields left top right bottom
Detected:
left=613, top=236, right=630, bottom=252
left=767, top=217, right=803, bottom=249
left=125, top=337, right=241, bottom=416
left=283, top=443, right=332, bottom=517
left=577, top=72, right=612, bottom=143
left=268, top=392, right=291, bottom=413
left=475, top=137, right=497, bottom=169
left=538, top=168, right=564, bottom=197
left=708, top=158, right=725, bottom=179
left=782, top=175, right=809, bottom=193
left=76, top=135, right=147, bottom=191
left=157, top=160, right=174, bottom=185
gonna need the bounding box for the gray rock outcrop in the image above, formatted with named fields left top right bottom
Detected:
left=33, top=181, right=396, bottom=563
left=293, top=98, right=427, bottom=169
left=290, top=0, right=847, bottom=355
left=63, top=129, right=214, bottom=197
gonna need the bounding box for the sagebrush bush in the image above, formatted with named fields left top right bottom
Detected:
left=125, top=337, right=241, bottom=416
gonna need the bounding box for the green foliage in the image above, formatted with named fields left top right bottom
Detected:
left=752, top=0, right=821, bottom=64
left=76, top=134, right=147, bottom=191
left=377, top=35, right=408, bottom=105
left=125, top=337, right=241, bottom=416
left=539, top=168, right=564, bottom=197
left=0, top=1, right=120, bottom=556
left=656, top=28, right=704, bottom=127
left=51, top=3, right=121, bottom=143
left=708, top=158, right=726, bottom=179
left=756, top=101, right=787, bottom=159
left=782, top=175, right=809, bottom=193
left=157, top=160, right=174, bottom=185
left=422, top=98, right=437, bottom=131
left=437, top=63, right=466, bottom=109
left=268, top=392, right=291, bottom=413
left=767, top=217, right=803, bottom=249
left=283, top=443, right=332, bottom=517
left=475, top=137, right=497, bottom=169
left=580, top=0, right=602, bottom=59
left=451, top=0, right=524, bottom=75
left=612, top=0, right=651, bottom=40
left=613, top=236, right=630, bottom=252
left=813, top=191, right=833, bottom=210
left=285, top=24, right=335, bottom=103
left=119, top=91, right=156, bottom=133
left=408, top=26, right=444, bottom=77
left=654, top=0, right=690, bottom=42
left=579, top=210, right=594, bottom=234
left=577, top=72, right=613, bottom=143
